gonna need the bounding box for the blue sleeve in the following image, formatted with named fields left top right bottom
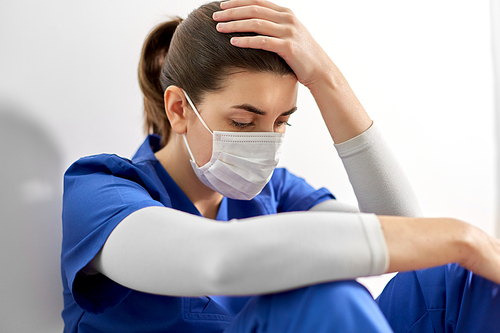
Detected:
left=271, top=168, right=335, bottom=213
left=61, top=154, right=164, bottom=313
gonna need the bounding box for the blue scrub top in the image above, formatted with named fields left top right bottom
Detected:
left=61, top=134, right=335, bottom=333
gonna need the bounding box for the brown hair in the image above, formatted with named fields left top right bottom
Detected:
left=138, top=1, right=294, bottom=147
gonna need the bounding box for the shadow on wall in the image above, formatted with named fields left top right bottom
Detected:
left=0, top=102, right=64, bottom=332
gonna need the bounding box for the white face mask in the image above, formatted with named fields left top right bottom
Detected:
left=182, top=90, right=284, bottom=200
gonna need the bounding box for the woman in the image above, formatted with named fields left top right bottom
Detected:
left=61, top=1, right=500, bottom=332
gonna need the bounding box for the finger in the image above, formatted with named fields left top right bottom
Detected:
left=213, top=5, right=283, bottom=24
left=216, top=19, right=289, bottom=38
left=230, top=35, right=292, bottom=59
left=220, top=0, right=290, bottom=14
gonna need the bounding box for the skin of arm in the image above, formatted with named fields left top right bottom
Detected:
left=309, top=202, right=499, bottom=277
left=381, top=216, right=500, bottom=282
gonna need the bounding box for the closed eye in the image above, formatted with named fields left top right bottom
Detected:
left=276, top=120, right=292, bottom=127
left=230, top=120, right=254, bottom=129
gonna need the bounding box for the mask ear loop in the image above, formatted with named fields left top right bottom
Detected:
left=182, top=134, right=198, bottom=165
left=182, top=90, right=213, bottom=135
left=181, top=89, right=212, bottom=167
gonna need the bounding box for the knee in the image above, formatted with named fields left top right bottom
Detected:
left=293, top=280, right=391, bottom=332
left=227, top=281, right=392, bottom=333
left=301, top=280, right=373, bottom=305
left=283, top=281, right=384, bottom=321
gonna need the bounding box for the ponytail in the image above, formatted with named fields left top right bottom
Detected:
left=138, top=18, right=182, bottom=147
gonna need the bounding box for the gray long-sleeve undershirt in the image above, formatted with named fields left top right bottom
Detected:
left=333, top=122, right=422, bottom=217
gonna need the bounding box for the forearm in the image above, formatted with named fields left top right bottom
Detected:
left=306, top=64, right=372, bottom=144
left=380, top=216, right=473, bottom=273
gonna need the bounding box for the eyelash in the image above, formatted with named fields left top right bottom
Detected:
left=230, top=120, right=292, bottom=128
left=277, top=121, right=292, bottom=127
left=230, top=120, right=253, bottom=129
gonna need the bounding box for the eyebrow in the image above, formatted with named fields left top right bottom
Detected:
left=230, top=104, right=298, bottom=116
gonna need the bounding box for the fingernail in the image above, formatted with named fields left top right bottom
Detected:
left=231, top=37, right=239, bottom=45
left=213, top=11, right=220, bottom=19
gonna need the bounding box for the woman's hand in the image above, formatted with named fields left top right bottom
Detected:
left=213, top=0, right=333, bottom=88
left=460, top=226, right=500, bottom=285
left=213, top=0, right=372, bottom=143
left=381, top=216, right=500, bottom=286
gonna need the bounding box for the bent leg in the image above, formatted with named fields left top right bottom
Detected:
left=224, top=280, right=393, bottom=333
left=377, top=264, right=500, bottom=333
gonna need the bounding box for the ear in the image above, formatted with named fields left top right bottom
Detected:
left=164, top=86, right=189, bottom=135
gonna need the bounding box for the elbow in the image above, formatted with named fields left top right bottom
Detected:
left=198, top=228, right=243, bottom=295
left=197, top=257, right=226, bottom=295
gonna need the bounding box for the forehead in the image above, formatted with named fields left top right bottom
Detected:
left=202, top=71, right=298, bottom=110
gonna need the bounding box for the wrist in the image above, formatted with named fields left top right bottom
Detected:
left=305, top=62, right=346, bottom=94
left=454, top=220, right=500, bottom=284
left=455, top=220, right=482, bottom=269
left=311, top=81, right=372, bottom=144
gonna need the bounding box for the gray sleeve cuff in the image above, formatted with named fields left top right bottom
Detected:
left=358, top=214, right=390, bottom=275
left=334, top=121, right=379, bottom=158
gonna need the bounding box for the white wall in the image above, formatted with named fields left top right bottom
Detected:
left=0, top=0, right=496, bottom=329
left=492, top=0, right=500, bottom=239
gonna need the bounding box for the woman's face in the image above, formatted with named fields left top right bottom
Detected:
left=186, top=70, right=298, bottom=166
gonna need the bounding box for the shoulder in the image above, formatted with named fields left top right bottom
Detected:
left=63, top=152, right=165, bottom=210
left=266, top=168, right=335, bottom=212
left=269, top=167, right=324, bottom=195
left=62, top=152, right=165, bottom=248
left=66, top=153, right=137, bottom=177
left=64, top=152, right=159, bottom=188
left=65, top=134, right=160, bottom=181
left=270, top=167, right=302, bottom=183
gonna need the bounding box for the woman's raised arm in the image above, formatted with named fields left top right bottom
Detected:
left=213, top=0, right=372, bottom=143
left=215, top=1, right=425, bottom=218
